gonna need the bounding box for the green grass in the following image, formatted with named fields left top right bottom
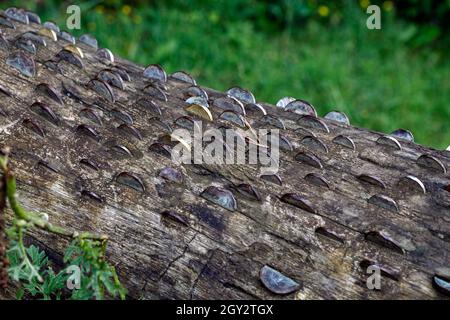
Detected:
left=4, top=1, right=449, bottom=149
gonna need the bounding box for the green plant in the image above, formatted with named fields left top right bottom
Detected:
left=2, top=1, right=449, bottom=148
left=0, top=149, right=127, bottom=300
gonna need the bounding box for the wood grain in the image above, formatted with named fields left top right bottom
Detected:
left=0, top=9, right=449, bottom=299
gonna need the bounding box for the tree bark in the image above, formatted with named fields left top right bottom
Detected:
left=0, top=9, right=449, bottom=299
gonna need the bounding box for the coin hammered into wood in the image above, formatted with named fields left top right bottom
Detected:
left=0, top=10, right=449, bottom=301
left=260, top=266, right=300, bottom=295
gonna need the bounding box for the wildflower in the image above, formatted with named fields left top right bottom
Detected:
left=122, top=5, right=132, bottom=16
left=383, top=1, right=394, bottom=11
left=88, top=22, right=96, bottom=31
left=133, top=15, right=142, bottom=25
left=95, top=5, right=104, bottom=14
left=360, top=0, right=370, bottom=9
left=318, top=5, right=329, bottom=17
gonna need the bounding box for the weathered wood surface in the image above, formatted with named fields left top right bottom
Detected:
left=0, top=8, right=449, bottom=299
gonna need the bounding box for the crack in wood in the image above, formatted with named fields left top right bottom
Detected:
left=157, top=232, right=198, bottom=282
left=189, top=249, right=217, bottom=299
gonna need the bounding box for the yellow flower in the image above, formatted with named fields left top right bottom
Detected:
left=88, top=22, right=96, bottom=31
left=133, top=15, right=142, bottom=24
left=318, top=5, right=329, bottom=17
left=122, top=5, right=132, bottom=16
left=95, top=5, right=104, bottom=14
left=360, top=0, right=370, bottom=9
left=383, top=1, right=394, bottom=11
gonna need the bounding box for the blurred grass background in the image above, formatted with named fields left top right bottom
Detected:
left=3, top=0, right=449, bottom=149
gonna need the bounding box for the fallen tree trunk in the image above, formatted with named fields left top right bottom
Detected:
left=0, top=8, right=449, bottom=299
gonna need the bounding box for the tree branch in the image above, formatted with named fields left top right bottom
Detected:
left=0, top=150, right=107, bottom=242
left=0, top=149, right=8, bottom=288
